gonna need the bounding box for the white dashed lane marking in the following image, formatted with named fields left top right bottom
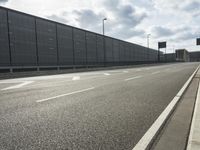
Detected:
left=72, top=76, right=80, bottom=81
left=36, top=87, right=95, bottom=103
left=1, top=81, right=34, bottom=91
left=151, top=71, right=160, bottom=75
left=125, top=75, right=143, bottom=81
left=103, top=73, right=111, bottom=76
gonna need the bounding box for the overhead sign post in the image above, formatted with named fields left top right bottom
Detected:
left=158, top=41, right=167, bottom=62
left=197, top=38, right=200, bottom=45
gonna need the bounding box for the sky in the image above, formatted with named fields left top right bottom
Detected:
left=0, top=0, right=200, bottom=53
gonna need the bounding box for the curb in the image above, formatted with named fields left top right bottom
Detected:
left=186, top=71, right=200, bottom=150
left=132, top=65, right=200, bottom=150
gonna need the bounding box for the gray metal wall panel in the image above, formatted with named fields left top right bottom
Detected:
left=135, top=45, right=140, bottom=61
left=8, top=11, right=37, bottom=66
left=36, top=19, right=57, bottom=66
left=86, top=32, right=97, bottom=64
left=142, top=47, right=145, bottom=61
left=128, top=43, right=132, bottom=62
left=73, top=29, right=86, bottom=65
left=131, top=44, right=136, bottom=61
left=0, top=7, right=161, bottom=69
left=138, top=47, right=143, bottom=61
left=57, top=24, right=73, bottom=65
left=0, top=8, right=10, bottom=66
left=124, top=43, right=130, bottom=62
left=119, top=41, right=125, bottom=62
left=96, top=35, right=104, bottom=63
left=130, top=44, right=133, bottom=62
left=105, top=37, right=113, bottom=62
left=113, top=39, right=120, bottom=62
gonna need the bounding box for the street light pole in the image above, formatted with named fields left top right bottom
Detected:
left=103, top=18, right=107, bottom=35
left=102, top=18, right=107, bottom=67
left=147, top=34, right=151, bottom=48
left=147, top=34, right=151, bottom=62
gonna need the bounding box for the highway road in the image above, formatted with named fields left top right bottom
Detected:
left=0, top=63, right=199, bottom=150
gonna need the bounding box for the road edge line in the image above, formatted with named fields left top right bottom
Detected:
left=132, top=65, right=200, bottom=150
left=186, top=72, right=200, bottom=150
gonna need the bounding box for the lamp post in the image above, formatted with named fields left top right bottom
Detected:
left=102, top=18, right=107, bottom=35
left=147, top=34, right=151, bottom=62
left=147, top=34, right=151, bottom=48
left=102, top=18, right=107, bottom=66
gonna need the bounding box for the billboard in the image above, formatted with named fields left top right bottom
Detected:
left=197, top=38, right=200, bottom=45
left=158, top=42, right=166, bottom=49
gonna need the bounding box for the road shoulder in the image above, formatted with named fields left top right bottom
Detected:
left=151, top=69, right=200, bottom=150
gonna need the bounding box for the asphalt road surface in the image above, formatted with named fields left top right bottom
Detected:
left=0, top=63, right=199, bottom=150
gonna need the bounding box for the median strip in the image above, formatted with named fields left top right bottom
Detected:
left=36, top=87, right=95, bottom=103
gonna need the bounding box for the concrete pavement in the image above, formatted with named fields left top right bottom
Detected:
left=0, top=63, right=199, bottom=150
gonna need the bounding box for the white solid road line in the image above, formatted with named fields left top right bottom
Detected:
left=125, top=75, right=143, bottom=81
left=72, top=76, right=80, bottom=81
left=1, top=81, right=34, bottom=91
left=132, top=65, right=200, bottom=150
left=151, top=71, right=160, bottom=75
left=36, top=87, right=95, bottom=103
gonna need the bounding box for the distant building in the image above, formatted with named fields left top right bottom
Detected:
left=189, top=51, right=200, bottom=62
left=164, top=53, right=176, bottom=62
left=175, top=49, right=190, bottom=62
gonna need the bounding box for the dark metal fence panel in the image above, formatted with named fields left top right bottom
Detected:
left=86, top=32, right=97, bottom=65
left=135, top=45, right=140, bottom=62
left=144, top=48, right=148, bottom=62
left=96, top=35, right=104, bottom=65
left=119, top=41, right=125, bottom=63
left=130, top=44, right=134, bottom=62
left=154, top=49, right=158, bottom=61
left=36, top=18, right=57, bottom=66
left=105, top=37, right=113, bottom=63
left=57, top=24, right=73, bottom=66
left=8, top=11, right=37, bottom=66
left=149, top=49, right=152, bottom=61
left=0, top=7, right=164, bottom=70
left=124, top=42, right=129, bottom=62
left=0, top=8, right=10, bottom=66
left=128, top=43, right=132, bottom=62
left=113, top=39, right=120, bottom=63
left=131, top=44, right=136, bottom=62
left=142, top=47, right=146, bottom=61
left=149, top=49, right=153, bottom=61
left=73, top=28, right=86, bottom=66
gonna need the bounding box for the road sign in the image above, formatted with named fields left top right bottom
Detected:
left=197, top=38, right=200, bottom=45
left=158, top=42, right=166, bottom=49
